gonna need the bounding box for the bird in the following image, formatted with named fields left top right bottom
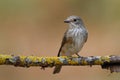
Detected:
left=53, top=15, right=88, bottom=74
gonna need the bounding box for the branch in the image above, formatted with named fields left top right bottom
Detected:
left=0, top=54, right=120, bottom=73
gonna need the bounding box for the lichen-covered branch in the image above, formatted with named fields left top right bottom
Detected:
left=0, top=54, right=120, bottom=73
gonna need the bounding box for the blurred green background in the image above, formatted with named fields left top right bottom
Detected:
left=0, top=0, right=120, bottom=80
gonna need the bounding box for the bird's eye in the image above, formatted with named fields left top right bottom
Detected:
left=73, top=19, right=77, bottom=22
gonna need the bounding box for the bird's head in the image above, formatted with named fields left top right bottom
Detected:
left=64, top=15, right=84, bottom=28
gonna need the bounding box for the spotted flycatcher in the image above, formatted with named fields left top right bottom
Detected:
left=53, top=15, right=88, bottom=74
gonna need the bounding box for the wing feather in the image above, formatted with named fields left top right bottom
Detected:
left=57, top=33, right=67, bottom=57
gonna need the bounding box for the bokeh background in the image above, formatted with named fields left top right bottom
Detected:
left=0, top=0, right=120, bottom=80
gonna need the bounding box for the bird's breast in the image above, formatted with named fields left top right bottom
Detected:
left=66, top=28, right=87, bottom=52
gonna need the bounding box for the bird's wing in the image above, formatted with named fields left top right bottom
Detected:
left=57, top=33, right=67, bottom=57
left=84, top=31, right=88, bottom=43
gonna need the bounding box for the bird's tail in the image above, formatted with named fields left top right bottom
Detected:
left=53, top=65, right=62, bottom=74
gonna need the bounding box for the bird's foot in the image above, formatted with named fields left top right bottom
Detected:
left=67, top=56, right=73, bottom=60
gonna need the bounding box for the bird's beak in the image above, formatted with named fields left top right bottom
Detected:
left=64, top=20, right=70, bottom=23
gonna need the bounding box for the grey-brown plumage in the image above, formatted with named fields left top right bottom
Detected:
left=53, top=15, right=88, bottom=74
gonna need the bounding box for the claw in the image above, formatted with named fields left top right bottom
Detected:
left=68, top=56, right=73, bottom=60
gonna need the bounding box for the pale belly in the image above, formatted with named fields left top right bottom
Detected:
left=60, top=29, right=86, bottom=56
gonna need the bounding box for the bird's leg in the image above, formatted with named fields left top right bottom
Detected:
left=76, top=53, right=82, bottom=58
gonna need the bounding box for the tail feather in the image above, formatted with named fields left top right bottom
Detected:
left=53, top=65, right=62, bottom=74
